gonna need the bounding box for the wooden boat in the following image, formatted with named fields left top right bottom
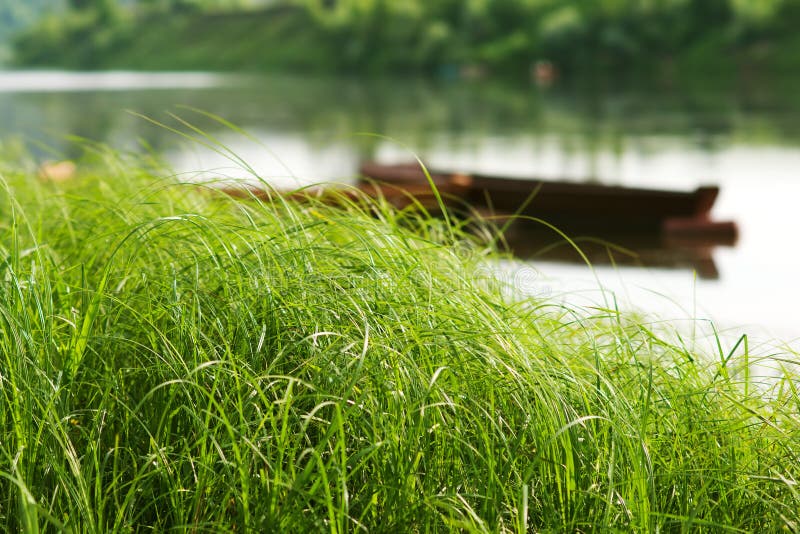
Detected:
left=356, top=161, right=738, bottom=278
left=358, top=161, right=727, bottom=234
left=210, top=161, right=738, bottom=278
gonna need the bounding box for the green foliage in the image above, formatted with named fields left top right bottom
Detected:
left=11, top=0, right=800, bottom=75
left=0, top=127, right=799, bottom=530
left=0, top=0, right=64, bottom=46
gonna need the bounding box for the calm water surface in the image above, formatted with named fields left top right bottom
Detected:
left=1, top=70, right=798, bottom=344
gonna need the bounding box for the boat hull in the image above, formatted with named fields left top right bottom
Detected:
left=358, top=162, right=719, bottom=229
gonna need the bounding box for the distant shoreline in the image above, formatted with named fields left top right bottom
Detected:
left=11, top=3, right=800, bottom=82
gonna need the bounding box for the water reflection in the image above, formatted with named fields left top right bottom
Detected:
left=1, top=70, right=798, bottom=341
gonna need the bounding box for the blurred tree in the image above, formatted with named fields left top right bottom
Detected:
left=10, top=0, right=800, bottom=75
left=65, top=0, right=119, bottom=21
left=730, top=0, right=786, bottom=29
left=0, top=0, right=64, bottom=43
left=68, top=0, right=95, bottom=9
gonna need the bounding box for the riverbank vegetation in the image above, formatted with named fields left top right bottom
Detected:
left=11, top=0, right=800, bottom=79
left=1, top=138, right=799, bottom=530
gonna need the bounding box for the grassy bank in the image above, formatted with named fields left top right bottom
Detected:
left=1, top=143, right=799, bottom=531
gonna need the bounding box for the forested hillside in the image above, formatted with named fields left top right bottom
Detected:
left=11, top=0, right=800, bottom=77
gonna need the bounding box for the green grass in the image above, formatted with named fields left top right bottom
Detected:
left=1, top=144, right=799, bottom=532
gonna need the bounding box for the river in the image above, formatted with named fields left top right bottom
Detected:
left=1, top=70, right=798, bottom=345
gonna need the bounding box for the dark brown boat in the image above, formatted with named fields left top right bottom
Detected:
left=358, top=161, right=723, bottom=232
left=210, top=161, right=738, bottom=279
left=356, top=161, right=738, bottom=279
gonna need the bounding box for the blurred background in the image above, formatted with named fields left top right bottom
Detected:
left=1, top=0, right=799, bottom=341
